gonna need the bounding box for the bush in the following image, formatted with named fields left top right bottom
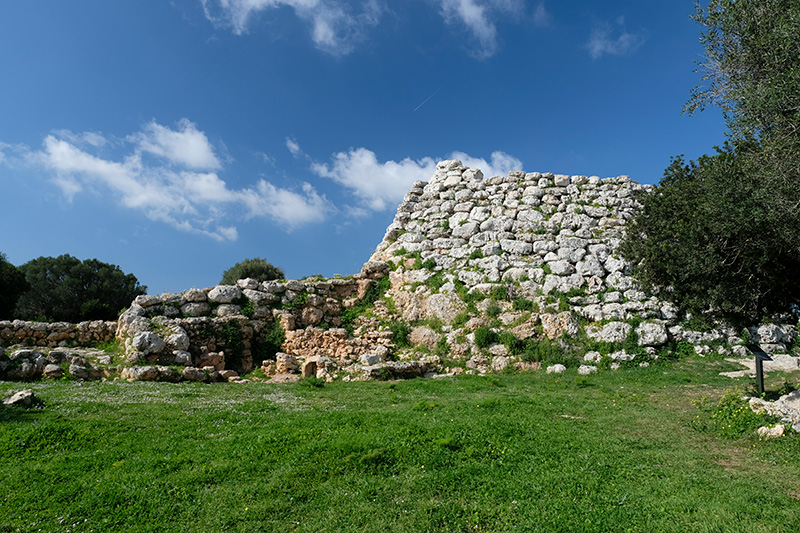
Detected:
left=388, top=320, right=411, bottom=348
left=692, top=390, right=780, bottom=439
left=474, top=327, right=498, bottom=349
left=221, top=258, right=284, bottom=285
left=512, top=298, right=535, bottom=311
left=521, top=338, right=567, bottom=365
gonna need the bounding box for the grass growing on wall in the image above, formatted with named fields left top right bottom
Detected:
left=0, top=356, right=799, bottom=532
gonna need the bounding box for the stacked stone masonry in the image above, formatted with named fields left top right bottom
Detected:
left=2, top=159, right=798, bottom=383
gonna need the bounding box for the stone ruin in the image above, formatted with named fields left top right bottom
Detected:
left=1, top=159, right=798, bottom=385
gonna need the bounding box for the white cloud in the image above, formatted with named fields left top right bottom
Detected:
left=532, top=1, right=550, bottom=27
left=286, top=137, right=303, bottom=158
left=51, top=129, right=108, bottom=148
left=311, top=147, right=521, bottom=213
left=438, top=0, right=498, bottom=59
left=436, top=0, right=525, bottom=59
left=29, top=121, right=332, bottom=240
left=312, top=148, right=437, bottom=211
left=131, top=118, right=221, bottom=170
left=586, top=17, right=646, bottom=59
left=240, top=180, right=331, bottom=226
left=450, top=150, right=522, bottom=179
left=201, top=0, right=382, bottom=55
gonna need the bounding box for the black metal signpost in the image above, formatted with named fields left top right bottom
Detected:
left=748, top=344, right=773, bottom=395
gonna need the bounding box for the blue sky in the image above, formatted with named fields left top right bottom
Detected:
left=0, top=1, right=725, bottom=294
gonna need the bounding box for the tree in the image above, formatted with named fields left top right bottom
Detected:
left=15, top=255, right=147, bottom=322
left=0, top=253, right=28, bottom=319
left=621, top=0, right=800, bottom=326
left=220, top=258, right=285, bottom=285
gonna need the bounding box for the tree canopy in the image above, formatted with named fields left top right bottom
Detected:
left=0, top=253, right=28, bottom=320
left=220, top=258, right=285, bottom=285
left=621, top=0, right=800, bottom=326
left=14, top=255, right=147, bottom=322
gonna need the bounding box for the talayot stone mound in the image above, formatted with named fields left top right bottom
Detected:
left=2, top=160, right=798, bottom=383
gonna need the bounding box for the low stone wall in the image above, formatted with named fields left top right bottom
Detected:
left=282, top=326, right=394, bottom=365
left=0, top=320, right=116, bottom=348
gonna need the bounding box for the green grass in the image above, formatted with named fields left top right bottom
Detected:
left=1, top=357, right=799, bottom=532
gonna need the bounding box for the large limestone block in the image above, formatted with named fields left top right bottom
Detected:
left=132, top=332, right=166, bottom=355
left=452, top=221, right=480, bottom=239
left=586, top=321, right=632, bottom=344
left=121, top=366, right=159, bottom=382
left=500, top=239, right=533, bottom=255
left=426, top=293, right=467, bottom=324
left=635, top=322, right=668, bottom=346
left=576, top=256, right=606, bottom=278
left=409, top=326, right=442, bottom=350
left=540, top=312, right=579, bottom=340
left=208, top=285, right=242, bottom=304
left=547, top=260, right=574, bottom=276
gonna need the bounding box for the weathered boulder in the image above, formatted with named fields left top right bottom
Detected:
left=585, top=321, right=632, bottom=344
left=121, top=366, right=159, bottom=381
left=636, top=321, right=668, bottom=346
left=426, top=293, right=467, bottom=324
left=409, top=326, right=441, bottom=350
left=43, top=364, right=64, bottom=379
left=360, top=353, right=382, bottom=366
left=69, top=364, right=89, bottom=379
left=132, top=332, right=166, bottom=355
left=540, top=312, right=579, bottom=340
left=3, top=389, right=38, bottom=407
left=208, top=285, right=242, bottom=304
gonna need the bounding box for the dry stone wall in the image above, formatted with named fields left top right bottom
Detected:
left=0, top=320, right=116, bottom=348
left=112, top=269, right=401, bottom=382
left=3, top=159, right=798, bottom=383
left=371, top=159, right=674, bottom=325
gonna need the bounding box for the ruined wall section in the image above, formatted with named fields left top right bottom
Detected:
left=371, top=159, right=677, bottom=326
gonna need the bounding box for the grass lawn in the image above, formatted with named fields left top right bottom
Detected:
left=1, top=355, right=799, bottom=532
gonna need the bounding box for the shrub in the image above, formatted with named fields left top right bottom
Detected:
left=474, top=326, right=498, bottom=349
left=388, top=320, right=411, bottom=348
left=420, top=258, right=437, bottom=270
left=692, top=390, right=780, bottom=439
left=435, top=336, right=450, bottom=358
left=221, top=258, right=284, bottom=284
left=512, top=298, right=535, bottom=311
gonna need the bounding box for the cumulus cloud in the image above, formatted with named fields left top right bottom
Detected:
left=586, top=17, right=646, bottom=59
left=201, top=0, right=382, bottom=55
left=130, top=118, right=221, bottom=170
left=311, top=148, right=438, bottom=211
left=30, top=121, right=332, bottom=240
left=450, top=150, right=522, bottom=178
left=311, top=147, right=522, bottom=213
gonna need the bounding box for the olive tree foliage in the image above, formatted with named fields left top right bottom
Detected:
left=621, top=0, right=800, bottom=326
left=14, top=255, right=147, bottom=323
left=685, top=0, right=800, bottom=142
left=0, top=253, right=28, bottom=319
left=220, top=258, right=285, bottom=285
